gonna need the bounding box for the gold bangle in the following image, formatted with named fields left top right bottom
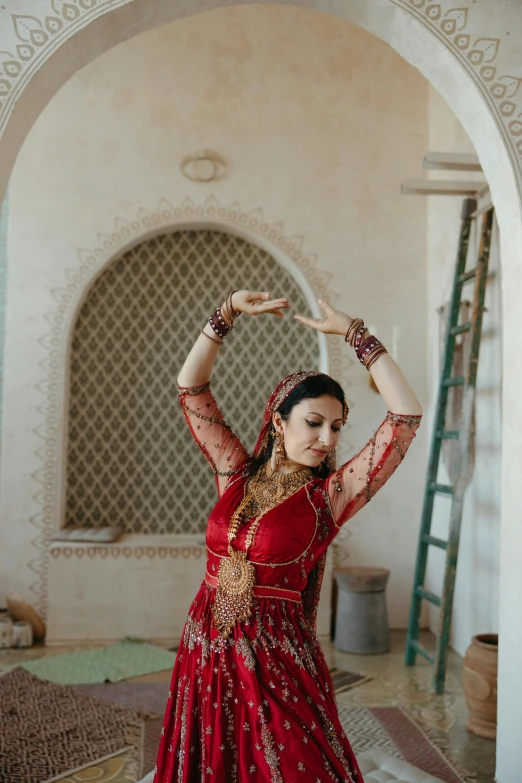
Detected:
left=345, top=318, right=364, bottom=347
left=348, top=317, right=363, bottom=336
left=221, top=291, right=240, bottom=328
left=201, top=329, right=223, bottom=346
left=224, top=293, right=233, bottom=323
left=228, top=290, right=240, bottom=319
left=220, top=300, right=233, bottom=328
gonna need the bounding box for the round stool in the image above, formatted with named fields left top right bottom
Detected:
left=334, top=567, right=390, bottom=654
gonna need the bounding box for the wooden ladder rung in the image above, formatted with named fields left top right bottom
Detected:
left=429, top=483, right=453, bottom=495
left=437, top=430, right=459, bottom=440
left=457, top=268, right=477, bottom=284
left=442, top=376, right=465, bottom=387
left=450, top=322, right=472, bottom=335
left=421, top=534, right=448, bottom=550
left=409, top=639, right=435, bottom=664
left=416, top=587, right=442, bottom=607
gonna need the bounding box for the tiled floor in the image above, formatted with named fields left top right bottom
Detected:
left=325, top=630, right=496, bottom=783
left=0, top=630, right=496, bottom=782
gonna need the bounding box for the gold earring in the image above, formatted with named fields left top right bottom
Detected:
left=274, top=432, right=286, bottom=468
left=325, top=450, right=337, bottom=473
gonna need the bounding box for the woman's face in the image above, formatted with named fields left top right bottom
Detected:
left=273, top=394, right=344, bottom=471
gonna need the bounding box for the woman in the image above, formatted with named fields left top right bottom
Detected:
left=153, top=290, right=422, bottom=783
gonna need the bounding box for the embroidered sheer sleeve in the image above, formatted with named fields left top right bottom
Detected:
left=178, top=383, right=250, bottom=496
left=327, top=411, right=422, bottom=527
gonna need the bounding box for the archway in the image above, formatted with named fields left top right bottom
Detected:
left=64, top=227, right=325, bottom=537
left=44, top=217, right=333, bottom=643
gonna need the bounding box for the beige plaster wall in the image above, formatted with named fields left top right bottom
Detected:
left=1, top=7, right=428, bottom=628
left=425, top=87, right=501, bottom=657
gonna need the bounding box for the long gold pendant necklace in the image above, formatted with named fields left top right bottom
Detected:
left=212, top=461, right=312, bottom=637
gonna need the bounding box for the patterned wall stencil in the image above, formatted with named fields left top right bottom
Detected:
left=65, top=230, right=320, bottom=535
left=1, top=1, right=521, bottom=194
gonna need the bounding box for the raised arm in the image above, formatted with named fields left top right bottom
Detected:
left=326, top=411, right=421, bottom=525
left=178, top=290, right=288, bottom=495
left=295, top=299, right=422, bottom=525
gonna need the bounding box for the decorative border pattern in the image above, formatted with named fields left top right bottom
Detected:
left=0, top=0, right=520, bottom=192
left=50, top=545, right=206, bottom=559
left=29, top=194, right=353, bottom=618
left=390, top=1, right=522, bottom=171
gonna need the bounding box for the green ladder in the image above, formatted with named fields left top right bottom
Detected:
left=405, top=197, right=494, bottom=694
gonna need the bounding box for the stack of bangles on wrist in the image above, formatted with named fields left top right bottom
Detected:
left=202, top=291, right=241, bottom=345
left=345, top=318, right=388, bottom=370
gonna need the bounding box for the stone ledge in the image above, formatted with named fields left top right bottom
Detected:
left=49, top=534, right=206, bottom=559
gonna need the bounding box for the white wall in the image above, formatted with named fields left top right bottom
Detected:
left=425, top=87, right=501, bottom=655
left=0, top=6, right=429, bottom=629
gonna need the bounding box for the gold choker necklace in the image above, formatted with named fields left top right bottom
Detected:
left=212, top=462, right=312, bottom=637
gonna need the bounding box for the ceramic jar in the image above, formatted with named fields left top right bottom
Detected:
left=0, top=616, right=14, bottom=648
left=462, top=633, right=498, bottom=739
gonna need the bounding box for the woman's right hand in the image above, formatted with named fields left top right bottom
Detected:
left=231, top=290, right=288, bottom=318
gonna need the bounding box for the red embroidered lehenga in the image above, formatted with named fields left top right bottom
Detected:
left=153, top=373, right=421, bottom=783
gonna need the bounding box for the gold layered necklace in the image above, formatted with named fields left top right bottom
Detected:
left=212, top=461, right=312, bottom=637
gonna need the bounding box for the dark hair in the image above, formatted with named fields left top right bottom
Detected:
left=251, top=375, right=346, bottom=478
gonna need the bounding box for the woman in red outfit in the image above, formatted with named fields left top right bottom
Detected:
left=153, top=290, right=422, bottom=783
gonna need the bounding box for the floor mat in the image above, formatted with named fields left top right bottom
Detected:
left=74, top=681, right=166, bottom=774
left=329, top=665, right=371, bottom=693
left=0, top=668, right=147, bottom=783
left=20, top=640, right=176, bottom=684
left=338, top=705, right=474, bottom=783
left=46, top=750, right=135, bottom=783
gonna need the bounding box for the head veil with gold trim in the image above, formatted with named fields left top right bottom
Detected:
left=251, top=370, right=348, bottom=631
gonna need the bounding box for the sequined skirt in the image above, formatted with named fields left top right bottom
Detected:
left=153, top=582, right=362, bottom=783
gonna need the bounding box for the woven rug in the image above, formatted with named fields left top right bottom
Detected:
left=44, top=749, right=135, bottom=783
left=48, top=749, right=137, bottom=783
left=339, top=706, right=473, bottom=783
left=74, top=682, right=165, bottom=777
left=20, top=639, right=176, bottom=684
left=329, top=665, right=371, bottom=693
left=0, top=668, right=149, bottom=783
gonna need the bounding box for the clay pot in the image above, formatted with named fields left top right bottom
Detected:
left=462, top=633, right=498, bottom=739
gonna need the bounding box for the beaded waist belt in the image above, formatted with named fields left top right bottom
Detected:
left=205, top=573, right=302, bottom=603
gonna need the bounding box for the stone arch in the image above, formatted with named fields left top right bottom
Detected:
left=1, top=2, right=521, bottom=205
left=1, top=2, right=521, bottom=777
left=0, top=0, right=522, bottom=202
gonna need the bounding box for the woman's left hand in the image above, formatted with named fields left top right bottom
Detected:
left=294, top=299, right=352, bottom=336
